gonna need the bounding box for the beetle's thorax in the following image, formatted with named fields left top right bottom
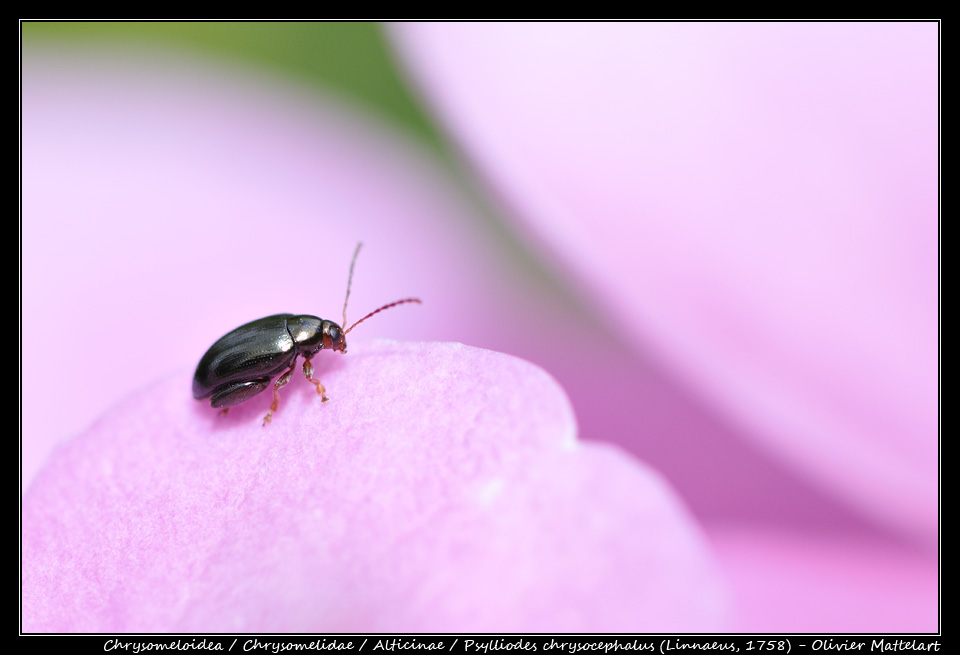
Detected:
left=288, top=315, right=323, bottom=356
left=289, top=315, right=345, bottom=356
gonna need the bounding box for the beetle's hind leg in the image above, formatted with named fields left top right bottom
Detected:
left=263, top=362, right=298, bottom=426
left=302, top=357, right=329, bottom=402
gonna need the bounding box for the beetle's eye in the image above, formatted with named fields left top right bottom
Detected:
left=329, top=326, right=341, bottom=342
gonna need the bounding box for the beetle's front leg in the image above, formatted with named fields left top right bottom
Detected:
left=263, top=362, right=298, bottom=426
left=302, top=357, right=329, bottom=402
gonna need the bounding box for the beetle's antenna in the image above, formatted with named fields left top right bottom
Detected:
left=342, top=242, right=363, bottom=329
left=344, top=298, right=422, bottom=335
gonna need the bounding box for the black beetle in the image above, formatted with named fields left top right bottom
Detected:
left=192, top=243, right=420, bottom=425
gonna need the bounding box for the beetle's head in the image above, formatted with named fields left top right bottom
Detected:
left=321, top=320, right=347, bottom=354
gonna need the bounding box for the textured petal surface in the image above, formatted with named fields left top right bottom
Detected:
left=23, top=342, right=726, bottom=633
left=392, top=23, right=938, bottom=541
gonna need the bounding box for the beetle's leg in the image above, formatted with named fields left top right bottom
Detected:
left=302, top=357, right=329, bottom=402
left=263, top=362, right=297, bottom=426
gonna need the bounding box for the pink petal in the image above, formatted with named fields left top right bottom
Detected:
left=392, top=23, right=938, bottom=540
left=708, top=526, right=937, bottom=633
left=23, top=342, right=727, bottom=632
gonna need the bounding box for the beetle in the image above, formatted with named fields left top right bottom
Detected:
left=192, top=243, right=421, bottom=425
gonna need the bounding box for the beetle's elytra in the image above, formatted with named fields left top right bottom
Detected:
left=192, top=243, right=420, bottom=425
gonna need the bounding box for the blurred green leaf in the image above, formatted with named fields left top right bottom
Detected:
left=21, top=22, right=443, bottom=150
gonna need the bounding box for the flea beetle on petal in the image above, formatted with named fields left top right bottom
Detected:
left=192, top=243, right=420, bottom=425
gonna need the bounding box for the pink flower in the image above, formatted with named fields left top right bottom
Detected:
left=22, top=21, right=937, bottom=632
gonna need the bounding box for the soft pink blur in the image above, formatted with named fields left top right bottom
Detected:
left=392, top=22, right=938, bottom=542
left=709, top=527, right=936, bottom=632
left=22, top=31, right=938, bottom=633
left=23, top=342, right=726, bottom=632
